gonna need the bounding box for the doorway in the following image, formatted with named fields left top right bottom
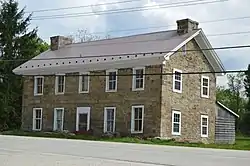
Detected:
left=76, top=107, right=90, bottom=132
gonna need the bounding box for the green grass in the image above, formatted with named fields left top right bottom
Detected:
left=1, top=130, right=250, bottom=151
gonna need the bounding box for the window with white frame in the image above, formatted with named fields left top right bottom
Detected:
left=172, top=110, right=181, bottom=135
left=173, top=69, right=182, bottom=93
left=131, top=105, right=144, bottom=133
left=79, top=73, right=89, bottom=93
left=132, top=67, right=145, bottom=91
left=106, top=70, right=117, bottom=92
left=201, top=76, right=209, bottom=98
left=104, top=107, right=116, bottom=133
left=34, top=76, right=44, bottom=95
left=53, top=108, right=64, bottom=131
left=201, top=115, right=208, bottom=137
left=55, top=75, right=65, bottom=94
left=32, top=108, right=42, bottom=131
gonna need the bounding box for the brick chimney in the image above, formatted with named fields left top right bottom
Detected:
left=50, top=36, right=73, bottom=51
left=176, top=18, right=199, bottom=35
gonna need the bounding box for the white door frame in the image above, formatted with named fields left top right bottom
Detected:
left=76, top=107, right=91, bottom=131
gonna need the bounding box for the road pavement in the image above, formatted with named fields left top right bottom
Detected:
left=0, top=135, right=249, bottom=166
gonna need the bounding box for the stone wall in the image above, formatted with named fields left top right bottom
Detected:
left=22, top=65, right=162, bottom=136
left=160, top=39, right=217, bottom=143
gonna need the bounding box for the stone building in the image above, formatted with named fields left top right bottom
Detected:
left=13, top=18, right=238, bottom=144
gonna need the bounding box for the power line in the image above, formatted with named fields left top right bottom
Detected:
left=42, top=31, right=250, bottom=49
left=32, top=0, right=227, bottom=20
left=25, top=0, right=141, bottom=13
left=18, top=70, right=247, bottom=77
left=3, top=44, right=250, bottom=62
left=86, top=16, right=250, bottom=35
left=0, top=29, right=249, bottom=60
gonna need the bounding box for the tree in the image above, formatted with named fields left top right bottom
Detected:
left=216, top=73, right=246, bottom=131
left=69, top=29, right=110, bottom=43
left=0, top=0, right=47, bottom=130
left=242, top=64, right=250, bottom=134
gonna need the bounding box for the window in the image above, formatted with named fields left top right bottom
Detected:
left=32, top=108, right=42, bottom=131
left=131, top=105, right=144, bottom=133
left=172, top=110, right=181, bottom=135
left=201, top=115, right=208, bottom=137
left=53, top=108, right=64, bottom=131
left=34, top=76, right=44, bottom=95
left=55, top=74, right=65, bottom=94
left=104, top=107, right=116, bottom=133
left=173, top=69, right=182, bottom=93
left=132, top=67, right=145, bottom=91
left=79, top=72, right=89, bottom=93
left=106, top=70, right=117, bottom=92
left=201, top=76, right=209, bottom=98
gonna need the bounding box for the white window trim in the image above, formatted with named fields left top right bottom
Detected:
left=172, top=110, right=181, bottom=136
left=132, top=67, right=145, bottom=91
left=53, top=108, right=65, bottom=131
left=103, top=107, right=116, bottom=133
left=34, top=76, right=44, bottom=96
left=201, top=115, right=209, bottom=138
left=105, top=69, right=118, bottom=92
left=55, top=74, right=65, bottom=95
left=32, top=108, right=43, bottom=131
left=131, top=105, right=144, bottom=134
left=79, top=72, right=90, bottom=93
left=201, top=75, right=210, bottom=98
left=172, top=68, right=182, bottom=93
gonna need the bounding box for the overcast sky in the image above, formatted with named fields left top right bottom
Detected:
left=17, top=0, right=250, bottom=86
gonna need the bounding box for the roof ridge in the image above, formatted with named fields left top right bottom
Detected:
left=68, top=29, right=177, bottom=46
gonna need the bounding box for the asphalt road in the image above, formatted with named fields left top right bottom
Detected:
left=0, top=135, right=249, bottom=166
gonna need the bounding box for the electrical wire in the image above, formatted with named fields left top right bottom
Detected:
left=41, top=30, right=250, bottom=46
left=73, top=16, right=250, bottom=36
left=18, top=70, right=247, bottom=77
left=2, top=44, right=250, bottom=62
left=32, top=0, right=227, bottom=20
left=25, top=0, right=141, bottom=13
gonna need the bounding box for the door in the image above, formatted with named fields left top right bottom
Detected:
left=78, top=113, right=88, bottom=131
left=76, top=107, right=90, bottom=131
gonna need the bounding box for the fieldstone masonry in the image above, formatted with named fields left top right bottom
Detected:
left=22, top=39, right=216, bottom=143
left=161, top=39, right=216, bottom=143
left=22, top=65, right=162, bottom=137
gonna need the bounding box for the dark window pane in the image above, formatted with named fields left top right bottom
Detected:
left=174, top=81, right=181, bottom=90
left=173, top=123, right=179, bottom=133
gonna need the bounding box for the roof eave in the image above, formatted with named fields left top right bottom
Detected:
left=194, top=30, right=226, bottom=76
left=216, top=101, right=239, bottom=118
left=164, top=29, right=201, bottom=59
left=12, top=55, right=165, bottom=76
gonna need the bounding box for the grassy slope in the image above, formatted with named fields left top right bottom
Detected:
left=1, top=130, right=250, bottom=151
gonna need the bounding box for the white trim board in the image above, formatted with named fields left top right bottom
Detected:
left=216, top=101, right=239, bottom=118
left=164, top=29, right=201, bottom=59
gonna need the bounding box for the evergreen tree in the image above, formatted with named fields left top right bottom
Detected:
left=0, top=0, right=48, bottom=130
left=242, top=64, right=250, bottom=134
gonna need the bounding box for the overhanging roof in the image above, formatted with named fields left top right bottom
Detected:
left=216, top=101, right=239, bottom=118
left=12, top=29, right=225, bottom=76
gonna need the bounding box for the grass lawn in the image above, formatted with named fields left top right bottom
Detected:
left=1, top=130, right=250, bottom=151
